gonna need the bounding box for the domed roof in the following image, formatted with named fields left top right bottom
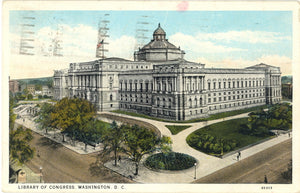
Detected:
left=142, top=40, right=178, bottom=49
left=153, top=23, right=166, bottom=35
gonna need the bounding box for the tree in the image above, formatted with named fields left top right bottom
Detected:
left=35, top=84, right=42, bottom=91
left=240, top=103, right=292, bottom=137
left=9, top=92, right=17, bottom=131
left=101, top=121, right=125, bottom=166
left=9, top=93, right=35, bottom=164
left=36, top=103, right=55, bottom=134
left=51, top=98, right=96, bottom=145
left=9, top=127, right=35, bottom=164
left=122, top=125, right=172, bottom=175
left=78, top=119, right=106, bottom=151
left=27, top=94, right=33, bottom=100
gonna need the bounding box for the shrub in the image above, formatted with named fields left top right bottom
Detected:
left=186, top=133, right=238, bottom=155
left=145, top=152, right=196, bottom=171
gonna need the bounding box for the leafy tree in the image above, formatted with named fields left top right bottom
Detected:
left=78, top=119, right=106, bottom=151
left=9, top=93, right=35, bottom=164
left=9, top=92, right=17, bottom=131
left=51, top=98, right=96, bottom=145
left=23, top=88, right=29, bottom=96
left=100, top=121, right=126, bottom=166
left=240, top=103, right=292, bottom=137
left=9, top=127, right=35, bottom=164
left=27, top=94, right=33, bottom=100
left=122, top=125, right=172, bottom=175
left=36, top=103, right=55, bottom=134
left=35, top=84, right=42, bottom=91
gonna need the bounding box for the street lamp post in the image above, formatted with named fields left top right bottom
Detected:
left=40, top=166, right=43, bottom=183
left=194, top=162, right=197, bottom=179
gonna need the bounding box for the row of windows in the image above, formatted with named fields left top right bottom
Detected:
left=208, top=99, right=265, bottom=111
left=207, top=93, right=265, bottom=104
left=208, top=89, right=265, bottom=97
left=108, top=64, right=150, bottom=70
left=207, top=80, right=265, bottom=90
left=120, top=82, right=152, bottom=92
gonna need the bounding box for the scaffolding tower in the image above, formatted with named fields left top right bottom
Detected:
left=96, top=14, right=110, bottom=59
left=135, top=15, right=152, bottom=50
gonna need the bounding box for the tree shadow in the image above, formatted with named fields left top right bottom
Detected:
left=36, top=137, right=63, bottom=149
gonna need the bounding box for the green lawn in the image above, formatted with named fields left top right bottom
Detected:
left=165, top=125, right=191, bottom=135
left=112, top=105, right=267, bottom=123
left=186, top=118, right=274, bottom=155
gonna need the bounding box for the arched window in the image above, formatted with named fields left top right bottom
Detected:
left=189, top=98, right=192, bottom=108
left=110, top=94, right=113, bottom=101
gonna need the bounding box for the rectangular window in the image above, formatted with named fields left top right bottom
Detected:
left=208, top=98, right=211, bottom=103
left=223, top=82, right=226, bottom=88
left=219, top=82, right=221, bottom=89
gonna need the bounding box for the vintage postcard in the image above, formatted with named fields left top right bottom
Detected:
left=2, top=0, right=300, bottom=192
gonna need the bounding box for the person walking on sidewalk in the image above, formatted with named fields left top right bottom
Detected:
left=238, top=151, right=241, bottom=159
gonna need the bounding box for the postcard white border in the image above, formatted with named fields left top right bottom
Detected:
left=2, top=1, right=300, bottom=193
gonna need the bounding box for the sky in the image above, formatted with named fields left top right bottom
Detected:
left=9, top=10, right=293, bottom=79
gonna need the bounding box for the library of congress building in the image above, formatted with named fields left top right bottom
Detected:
left=54, top=24, right=282, bottom=121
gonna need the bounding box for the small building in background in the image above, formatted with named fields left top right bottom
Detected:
left=42, top=85, right=53, bottom=97
left=9, top=80, right=19, bottom=93
left=27, top=85, right=35, bottom=95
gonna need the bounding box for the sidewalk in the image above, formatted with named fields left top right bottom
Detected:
left=10, top=161, right=42, bottom=183
left=15, top=117, right=103, bottom=155
left=14, top=105, right=292, bottom=183
left=105, top=133, right=291, bottom=183
left=102, top=111, right=292, bottom=183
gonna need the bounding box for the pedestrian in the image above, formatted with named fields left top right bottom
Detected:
left=276, top=131, right=279, bottom=137
left=118, top=155, right=121, bottom=162
left=264, top=175, right=268, bottom=183
left=23, top=119, right=25, bottom=122
left=288, top=132, right=290, bottom=138
left=238, top=151, right=241, bottom=159
left=237, top=154, right=239, bottom=161
left=37, top=150, right=40, bottom=157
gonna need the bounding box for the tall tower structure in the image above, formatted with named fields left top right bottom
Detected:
left=19, top=11, right=36, bottom=55
left=135, top=15, right=151, bottom=50
left=53, top=25, right=63, bottom=57
left=96, top=14, right=110, bottom=59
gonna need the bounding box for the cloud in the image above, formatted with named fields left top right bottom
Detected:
left=9, top=24, right=138, bottom=79
left=11, top=24, right=137, bottom=59
left=196, top=55, right=292, bottom=76
left=195, top=31, right=291, bottom=44
left=169, top=33, right=245, bottom=54
left=107, top=35, right=136, bottom=60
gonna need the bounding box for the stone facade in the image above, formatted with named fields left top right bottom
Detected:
left=54, top=24, right=282, bottom=121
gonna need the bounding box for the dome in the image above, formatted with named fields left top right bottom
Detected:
left=153, top=23, right=166, bottom=35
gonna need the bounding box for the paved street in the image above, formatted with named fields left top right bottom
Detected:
left=195, top=139, right=292, bottom=183
left=14, top=104, right=292, bottom=183
left=25, top=132, right=132, bottom=183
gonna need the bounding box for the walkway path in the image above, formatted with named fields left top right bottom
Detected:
left=102, top=112, right=292, bottom=183
left=14, top=104, right=292, bottom=183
